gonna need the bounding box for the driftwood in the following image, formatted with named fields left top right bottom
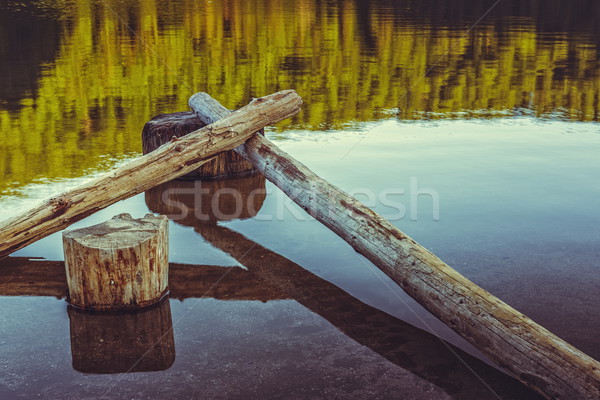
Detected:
left=63, top=213, right=169, bottom=310
left=190, top=93, right=600, bottom=400
left=0, top=90, right=302, bottom=259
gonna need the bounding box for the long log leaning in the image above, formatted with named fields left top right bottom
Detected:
left=0, top=90, right=302, bottom=259
left=189, top=93, right=600, bottom=400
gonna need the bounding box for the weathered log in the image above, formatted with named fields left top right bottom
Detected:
left=145, top=173, right=267, bottom=225
left=191, top=93, right=600, bottom=400
left=68, top=298, right=175, bottom=373
left=142, top=111, right=258, bottom=179
left=0, top=90, right=302, bottom=258
left=63, top=213, right=169, bottom=310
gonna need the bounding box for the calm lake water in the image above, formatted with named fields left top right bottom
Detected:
left=1, top=1, right=599, bottom=399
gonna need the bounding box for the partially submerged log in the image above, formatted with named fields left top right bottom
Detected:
left=0, top=90, right=302, bottom=258
left=69, top=298, right=175, bottom=373
left=191, top=93, right=600, bottom=400
left=0, top=257, right=287, bottom=302
left=63, top=213, right=169, bottom=310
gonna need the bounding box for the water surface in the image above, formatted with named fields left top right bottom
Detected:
left=0, top=1, right=599, bottom=399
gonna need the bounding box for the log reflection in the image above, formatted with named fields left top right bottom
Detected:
left=68, top=298, right=175, bottom=374
left=195, top=224, right=543, bottom=400
left=145, top=174, right=267, bottom=225
left=0, top=250, right=541, bottom=398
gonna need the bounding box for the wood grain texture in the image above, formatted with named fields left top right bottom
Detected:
left=0, top=90, right=302, bottom=258
left=63, top=213, right=169, bottom=310
left=191, top=92, right=600, bottom=400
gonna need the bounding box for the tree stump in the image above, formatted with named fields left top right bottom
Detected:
left=62, top=213, right=169, bottom=310
left=68, top=298, right=175, bottom=373
left=142, top=111, right=258, bottom=179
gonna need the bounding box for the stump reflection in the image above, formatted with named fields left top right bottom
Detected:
left=68, top=298, right=175, bottom=374
left=145, top=174, right=266, bottom=225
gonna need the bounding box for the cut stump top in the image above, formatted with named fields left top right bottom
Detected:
left=62, top=213, right=167, bottom=249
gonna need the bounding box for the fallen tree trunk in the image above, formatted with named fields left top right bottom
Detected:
left=190, top=93, right=600, bottom=400
left=0, top=90, right=302, bottom=259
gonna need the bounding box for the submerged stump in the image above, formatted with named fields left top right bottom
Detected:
left=62, top=213, right=169, bottom=310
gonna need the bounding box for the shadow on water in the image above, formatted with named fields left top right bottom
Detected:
left=0, top=174, right=543, bottom=399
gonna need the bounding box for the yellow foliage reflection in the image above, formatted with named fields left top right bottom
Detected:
left=0, top=0, right=599, bottom=192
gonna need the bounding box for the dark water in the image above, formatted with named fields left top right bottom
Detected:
left=1, top=1, right=599, bottom=399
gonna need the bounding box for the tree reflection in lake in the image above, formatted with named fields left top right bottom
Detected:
left=1, top=0, right=600, bottom=192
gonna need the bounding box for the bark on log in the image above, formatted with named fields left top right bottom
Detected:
left=190, top=93, right=600, bottom=400
left=63, top=213, right=169, bottom=310
left=68, top=298, right=175, bottom=373
left=0, top=90, right=302, bottom=259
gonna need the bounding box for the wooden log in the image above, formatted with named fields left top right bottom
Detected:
left=68, top=298, right=175, bottom=373
left=145, top=173, right=267, bottom=226
left=191, top=93, right=600, bottom=400
left=63, top=213, right=169, bottom=310
left=0, top=90, right=302, bottom=259
left=142, top=111, right=258, bottom=179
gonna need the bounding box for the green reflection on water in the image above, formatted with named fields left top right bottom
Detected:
left=0, top=0, right=599, bottom=194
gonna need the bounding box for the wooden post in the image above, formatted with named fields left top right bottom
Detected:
left=142, top=111, right=259, bottom=179
left=63, top=213, right=169, bottom=310
left=68, top=298, right=175, bottom=373
left=0, top=90, right=302, bottom=258
left=190, top=93, right=600, bottom=400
